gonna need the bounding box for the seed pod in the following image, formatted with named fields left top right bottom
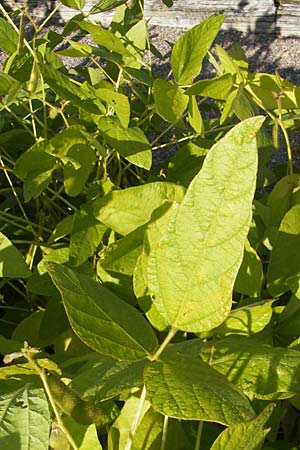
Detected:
left=49, top=423, right=70, bottom=450
left=46, top=372, right=104, bottom=425
left=17, top=12, right=25, bottom=54
left=27, top=61, right=39, bottom=94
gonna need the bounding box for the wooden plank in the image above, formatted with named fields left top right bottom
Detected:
left=3, top=0, right=300, bottom=37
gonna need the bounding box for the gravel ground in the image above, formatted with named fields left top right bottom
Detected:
left=1, top=21, right=300, bottom=166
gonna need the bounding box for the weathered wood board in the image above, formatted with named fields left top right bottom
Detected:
left=3, top=0, right=300, bottom=36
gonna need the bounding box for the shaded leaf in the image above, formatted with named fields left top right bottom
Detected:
left=71, top=356, right=146, bottom=401
left=145, top=353, right=255, bottom=425
left=46, top=263, right=158, bottom=360
left=153, top=79, right=188, bottom=123
left=234, top=239, right=263, bottom=297
left=0, top=386, right=50, bottom=450
left=0, top=17, right=18, bottom=55
left=210, top=404, right=274, bottom=450
left=98, top=117, right=152, bottom=169
left=70, top=209, right=106, bottom=266
left=0, top=232, right=31, bottom=279
left=201, top=336, right=300, bottom=399
left=267, top=204, right=300, bottom=297
left=185, top=73, right=233, bottom=99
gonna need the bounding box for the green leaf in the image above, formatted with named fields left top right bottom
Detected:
left=145, top=353, right=255, bottom=425
left=61, top=0, right=85, bottom=10
left=98, top=117, right=152, bottom=169
left=50, top=125, right=88, bottom=157
left=108, top=394, right=152, bottom=450
left=267, top=204, right=300, bottom=297
left=0, top=232, right=31, bottom=279
left=210, top=404, right=274, bottom=450
left=201, top=336, right=300, bottom=399
left=188, top=95, right=203, bottom=134
left=167, top=140, right=209, bottom=187
left=63, top=418, right=102, bottom=450
left=0, top=385, right=50, bottom=450
left=96, top=88, right=130, bottom=127
left=185, top=74, right=233, bottom=99
left=214, top=300, right=273, bottom=337
left=90, top=0, right=127, bottom=14
left=40, top=65, right=104, bottom=115
left=76, top=21, right=129, bottom=56
left=91, top=181, right=186, bottom=235
left=171, top=13, right=224, bottom=85
left=247, top=73, right=299, bottom=110
left=274, top=295, right=300, bottom=346
left=0, top=73, right=20, bottom=95
left=63, top=144, right=96, bottom=197
left=70, top=209, right=106, bottom=266
left=0, top=17, right=18, bottom=55
left=147, top=117, right=265, bottom=332
left=267, top=174, right=300, bottom=229
left=14, top=140, right=58, bottom=202
left=102, top=227, right=145, bottom=275
left=122, top=19, right=147, bottom=69
left=46, top=263, right=158, bottom=360
left=131, top=407, right=163, bottom=450
left=71, top=356, right=146, bottom=401
left=234, top=239, right=263, bottom=297
left=153, top=79, right=189, bottom=123
left=134, top=203, right=174, bottom=332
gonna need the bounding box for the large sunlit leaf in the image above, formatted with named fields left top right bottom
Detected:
left=0, top=385, right=50, bottom=450
left=46, top=263, right=158, bottom=361
left=63, top=144, right=96, bottom=197
left=0, top=232, right=31, bottom=279
left=147, top=117, right=265, bottom=332
left=171, top=13, right=224, bottom=85
left=145, top=353, right=255, bottom=425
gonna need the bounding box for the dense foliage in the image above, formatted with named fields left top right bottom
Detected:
left=1, top=1, right=300, bottom=449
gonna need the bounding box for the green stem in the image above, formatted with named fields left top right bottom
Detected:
left=194, top=421, right=203, bottom=450
left=244, top=83, right=294, bottom=175
left=148, top=326, right=178, bottom=361
left=124, top=385, right=147, bottom=450
left=37, top=1, right=62, bottom=32
left=0, top=157, right=36, bottom=237
left=0, top=2, right=36, bottom=60
left=3, top=106, right=34, bottom=136
left=161, top=415, right=169, bottom=450
left=28, top=98, right=38, bottom=141
left=25, top=352, right=79, bottom=450
left=124, top=327, right=178, bottom=450
left=46, top=187, right=79, bottom=212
